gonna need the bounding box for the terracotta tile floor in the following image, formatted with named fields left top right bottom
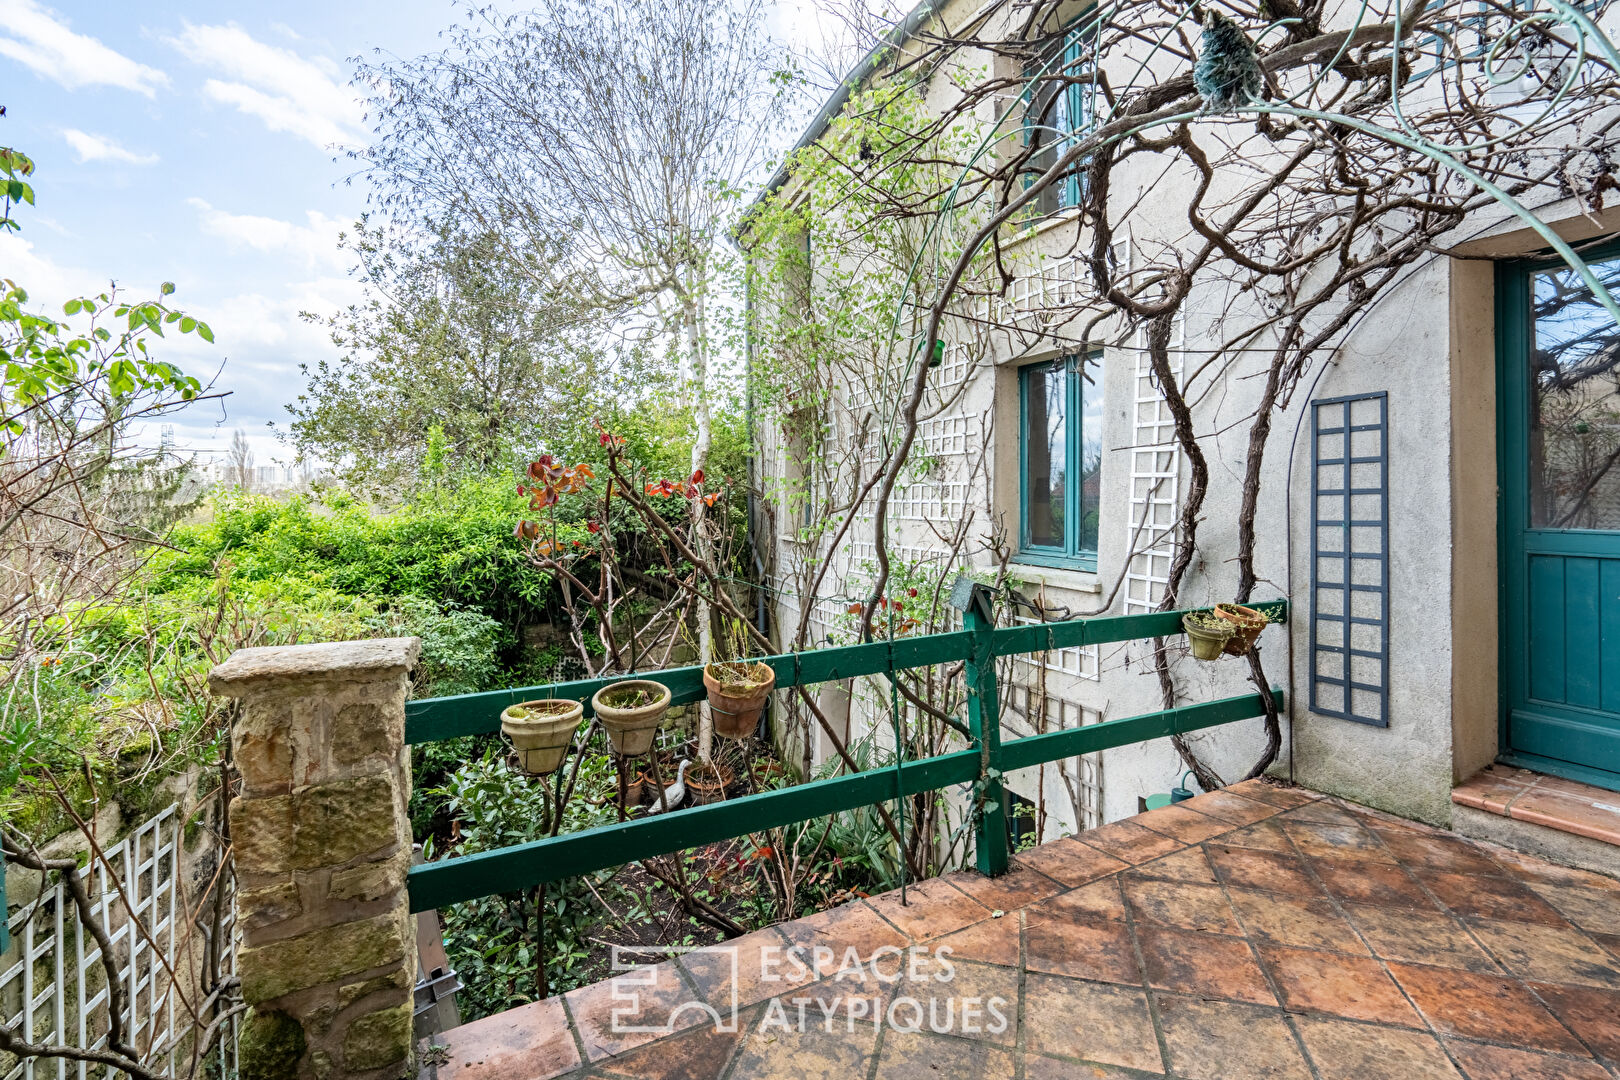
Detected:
left=418, top=779, right=1620, bottom=1080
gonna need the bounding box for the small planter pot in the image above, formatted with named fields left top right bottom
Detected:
left=703, top=662, right=776, bottom=741
left=631, top=755, right=675, bottom=805
left=1213, top=603, right=1268, bottom=656
left=1182, top=614, right=1234, bottom=662
left=500, top=699, right=584, bottom=776
left=592, top=679, right=671, bottom=758
left=686, top=761, right=734, bottom=805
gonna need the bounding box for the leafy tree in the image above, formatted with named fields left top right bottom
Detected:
left=289, top=221, right=616, bottom=488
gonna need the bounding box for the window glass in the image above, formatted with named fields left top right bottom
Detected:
left=1024, top=361, right=1067, bottom=547
left=1530, top=255, right=1620, bottom=529
left=1079, top=355, right=1103, bottom=554
left=1023, top=24, right=1098, bottom=214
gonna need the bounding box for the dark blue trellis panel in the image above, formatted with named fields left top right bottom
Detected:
left=1310, top=392, right=1391, bottom=727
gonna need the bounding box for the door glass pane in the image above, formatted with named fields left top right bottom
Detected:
left=1079, top=355, right=1103, bottom=553
left=1024, top=362, right=1066, bottom=547
left=1531, top=255, right=1620, bottom=529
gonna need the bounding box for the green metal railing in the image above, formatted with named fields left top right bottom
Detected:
left=404, top=588, right=1287, bottom=913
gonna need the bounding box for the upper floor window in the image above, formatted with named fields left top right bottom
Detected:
left=1019, top=352, right=1103, bottom=570
left=1023, top=19, right=1100, bottom=215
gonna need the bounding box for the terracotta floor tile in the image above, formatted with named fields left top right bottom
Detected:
left=866, top=877, right=990, bottom=942
left=564, top=961, right=709, bottom=1062
left=432, top=997, right=582, bottom=1080
left=1387, top=962, right=1587, bottom=1053
left=594, top=1012, right=748, bottom=1080
left=1530, top=982, right=1620, bottom=1060
left=1284, top=820, right=1396, bottom=863
left=1227, top=778, right=1322, bottom=809
left=1133, top=802, right=1239, bottom=844
left=1182, top=788, right=1284, bottom=826
left=944, top=863, right=1065, bottom=912
left=1022, top=974, right=1164, bottom=1072
left=1015, top=837, right=1131, bottom=887
left=1314, top=858, right=1439, bottom=910
left=776, top=899, right=911, bottom=975
left=1378, top=830, right=1504, bottom=876
left=1209, top=844, right=1324, bottom=897
left=1217, top=819, right=1297, bottom=853
left=1511, top=787, right=1620, bottom=845
left=932, top=912, right=1021, bottom=968
left=1484, top=847, right=1620, bottom=892
left=1024, top=914, right=1142, bottom=985
left=1341, top=903, right=1501, bottom=973
left=1122, top=877, right=1241, bottom=934
left=872, top=1029, right=1015, bottom=1079
left=1257, top=942, right=1422, bottom=1026
left=1294, top=1016, right=1463, bottom=1080
left=882, top=959, right=1021, bottom=1045
left=1526, top=882, right=1620, bottom=934
left=1135, top=922, right=1277, bottom=1005
left=766, top=972, right=891, bottom=1030
left=1031, top=878, right=1127, bottom=922
left=1467, top=918, right=1620, bottom=990
left=1155, top=994, right=1312, bottom=1080
left=1595, top=933, right=1620, bottom=961
left=724, top=1012, right=877, bottom=1079
left=1452, top=766, right=1540, bottom=814
left=679, top=927, right=809, bottom=1010
left=1226, top=889, right=1368, bottom=954
left=1443, top=1039, right=1609, bottom=1080
left=1418, top=871, right=1571, bottom=925
left=1126, top=845, right=1219, bottom=884
left=1080, top=820, right=1186, bottom=864
left=1022, top=1053, right=1148, bottom=1079
left=1283, top=800, right=1365, bottom=827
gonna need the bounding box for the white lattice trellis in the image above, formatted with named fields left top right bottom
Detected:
left=1124, top=312, right=1184, bottom=614
left=1, top=805, right=237, bottom=1080
left=1004, top=685, right=1104, bottom=831
left=890, top=480, right=968, bottom=522
left=1009, top=614, right=1100, bottom=680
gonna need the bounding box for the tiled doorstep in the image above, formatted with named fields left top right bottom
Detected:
left=1454, top=765, right=1620, bottom=847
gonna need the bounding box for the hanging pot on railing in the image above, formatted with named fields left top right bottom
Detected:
left=703, top=661, right=776, bottom=740
left=1182, top=612, right=1235, bottom=661
left=1213, top=603, right=1268, bottom=656
left=592, top=679, right=671, bottom=757
left=500, top=699, right=584, bottom=776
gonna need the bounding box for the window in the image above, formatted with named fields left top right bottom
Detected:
left=1022, top=19, right=1099, bottom=215
left=1019, top=353, right=1103, bottom=569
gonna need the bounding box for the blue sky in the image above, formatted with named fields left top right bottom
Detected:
left=0, top=1, right=834, bottom=468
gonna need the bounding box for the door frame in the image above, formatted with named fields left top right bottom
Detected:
left=1495, top=238, right=1620, bottom=793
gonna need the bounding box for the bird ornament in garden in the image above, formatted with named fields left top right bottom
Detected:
left=1193, top=6, right=1265, bottom=112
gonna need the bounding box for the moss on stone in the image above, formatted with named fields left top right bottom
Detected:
left=239, top=1008, right=305, bottom=1080
left=342, top=1001, right=413, bottom=1072
left=240, top=912, right=408, bottom=1004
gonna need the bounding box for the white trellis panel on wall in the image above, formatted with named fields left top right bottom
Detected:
left=1003, top=685, right=1104, bottom=831
left=1, top=805, right=237, bottom=1080
left=1009, top=614, right=1100, bottom=681
left=1124, top=311, right=1184, bottom=616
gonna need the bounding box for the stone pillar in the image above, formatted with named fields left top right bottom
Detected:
left=211, top=638, right=420, bottom=1080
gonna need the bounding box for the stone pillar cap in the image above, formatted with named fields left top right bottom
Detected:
left=210, top=637, right=421, bottom=695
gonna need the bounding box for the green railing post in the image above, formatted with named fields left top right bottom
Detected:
left=953, top=577, right=1007, bottom=877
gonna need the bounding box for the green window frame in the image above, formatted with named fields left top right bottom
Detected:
left=1022, top=16, right=1099, bottom=214
left=1019, top=352, right=1103, bottom=571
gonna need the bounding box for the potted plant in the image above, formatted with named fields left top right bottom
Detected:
left=591, top=679, right=671, bottom=757
left=1182, top=612, right=1235, bottom=661
left=500, top=699, right=585, bottom=776
left=686, top=760, right=734, bottom=804
left=703, top=618, right=776, bottom=741
left=1213, top=602, right=1268, bottom=655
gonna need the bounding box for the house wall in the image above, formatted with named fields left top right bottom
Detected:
left=750, top=3, right=1611, bottom=838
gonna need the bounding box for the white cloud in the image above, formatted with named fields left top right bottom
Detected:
left=169, top=22, right=364, bottom=150
left=61, top=129, right=159, bottom=166
left=0, top=0, right=168, bottom=96
left=188, top=198, right=347, bottom=273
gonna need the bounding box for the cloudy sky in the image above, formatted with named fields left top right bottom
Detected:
left=0, top=0, right=839, bottom=468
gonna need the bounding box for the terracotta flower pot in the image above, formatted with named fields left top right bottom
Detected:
left=1213, top=603, right=1268, bottom=656
left=500, top=699, right=584, bottom=776
left=703, top=662, right=776, bottom=740
left=1181, top=614, right=1234, bottom=662
left=686, top=761, right=734, bottom=805
left=592, top=679, right=671, bottom=757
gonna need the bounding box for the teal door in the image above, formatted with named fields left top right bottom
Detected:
left=1499, top=246, right=1620, bottom=791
